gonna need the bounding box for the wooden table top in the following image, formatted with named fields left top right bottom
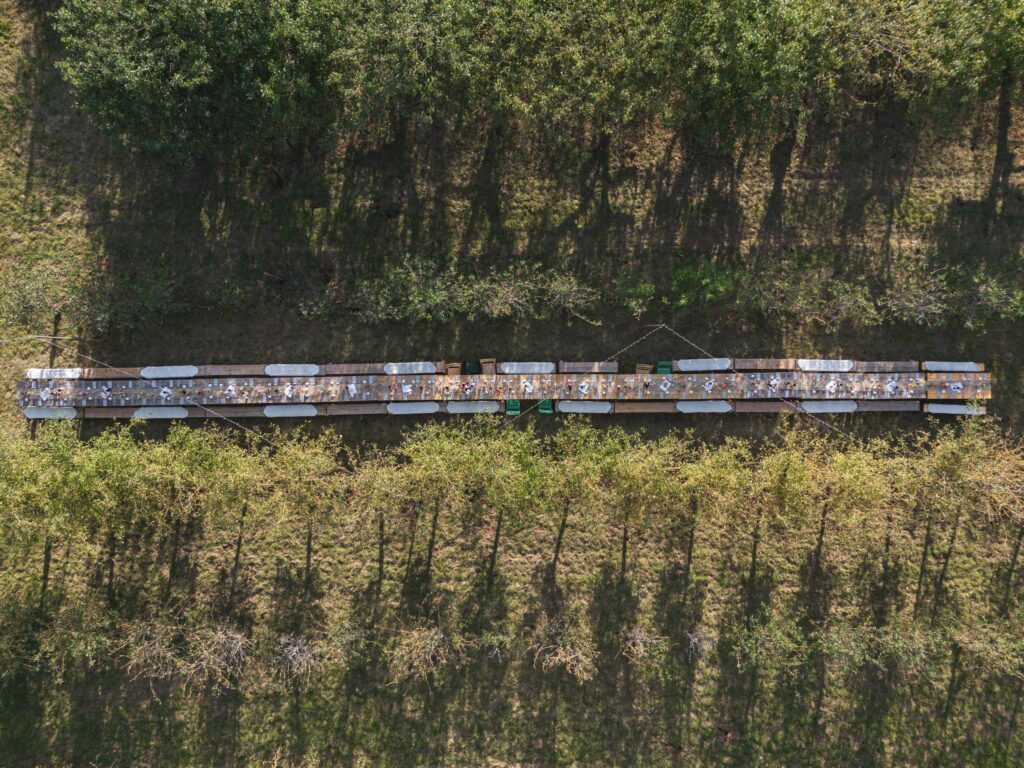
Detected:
left=16, top=370, right=992, bottom=409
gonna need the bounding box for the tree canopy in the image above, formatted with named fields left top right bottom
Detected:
left=53, top=0, right=343, bottom=157
left=2, top=420, right=1023, bottom=764
left=53, top=0, right=1024, bottom=158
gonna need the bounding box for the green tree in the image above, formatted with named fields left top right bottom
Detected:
left=54, top=0, right=343, bottom=158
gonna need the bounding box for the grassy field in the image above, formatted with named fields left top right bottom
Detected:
left=2, top=420, right=1023, bottom=767
left=3, top=3, right=1024, bottom=766
left=2, top=2, right=1023, bottom=440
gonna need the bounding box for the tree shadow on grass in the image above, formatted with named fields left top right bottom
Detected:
left=578, top=563, right=646, bottom=766
left=651, top=512, right=710, bottom=765
left=511, top=561, right=569, bottom=768
left=770, top=535, right=838, bottom=765
left=456, top=120, right=513, bottom=267
left=708, top=554, right=776, bottom=764
left=835, top=103, right=920, bottom=266
left=512, top=554, right=649, bottom=766
left=268, top=543, right=326, bottom=637
left=643, top=134, right=741, bottom=260
left=59, top=667, right=187, bottom=767
left=929, top=75, right=1024, bottom=283
left=833, top=529, right=907, bottom=767
left=757, top=103, right=924, bottom=283
left=639, top=135, right=744, bottom=278
left=0, top=670, right=49, bottom=767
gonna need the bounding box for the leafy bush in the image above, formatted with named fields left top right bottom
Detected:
left=881, top=267, right=951, bottom=327
left=748, top=267, right=883, bottom=331
left=966, top=267, right=1024, bottom=326
left=54, top=0, right=340, bottom=158
left=54, top=0, right=1023, bottom=158
left=349, top=260, right=598, bottom=323
left=615, top=275, right=657, bottom=318
left=670, top=262, right=738, bottom=308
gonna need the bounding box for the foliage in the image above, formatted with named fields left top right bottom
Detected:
left=347, top=259, right=598, bottom=323
left=966, top=266, right=1024, bottom=327
left=1, top=421, right=1023, bottom=764
left=52, top=0, right=1024, bottom=156
left=750, top=268, right=883, bottom=331
left=882, top=266, right=952, bottom=326
left=744, top=259, right=1024, bottom=332
left=670, top=261, right=738, bottom=308
left=53, top=0, right=342, bottom=158
left=615, top=275, right=657, bottom=319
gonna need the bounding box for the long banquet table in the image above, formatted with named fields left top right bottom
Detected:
left=16, top=362, right=992, bottom=419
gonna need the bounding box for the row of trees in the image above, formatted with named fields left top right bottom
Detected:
left=1, top=419, right=1022, bottom=765
left=52, top=0, right=1024, bottom=158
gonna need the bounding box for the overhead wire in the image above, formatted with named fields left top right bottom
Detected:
left=25, top=337, right=287, bottom=451
left=657, top=322, right=859, bottom=442
left=15, top=324, right=869, bottom=442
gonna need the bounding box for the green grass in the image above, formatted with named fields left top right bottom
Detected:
left=2, top=420, right=1023, bottom=767
left=1, top=4, right=1022, bottom=433
left=2, top=4, right=1024, bottom=766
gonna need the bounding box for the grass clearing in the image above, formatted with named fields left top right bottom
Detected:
left=2, top=4, right=1022, bottom=428
left=2, top=420, right=1023, bottom=766
left=2, top=3, right=1024, bottom=765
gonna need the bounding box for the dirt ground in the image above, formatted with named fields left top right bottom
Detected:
left=2, top=1, right=1022, bottom=440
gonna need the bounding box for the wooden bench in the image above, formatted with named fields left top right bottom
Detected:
left=197, top=365, right=267, bottom=377
left=852, top=361, right=919, bottom=373
left=193, top=406, right=266, bottom=418
left=324, top=403, right=388, bottom=415
left=559, top=361, right=619, bottom=373
left=733, top=358, right=798, bottom=371
left=732, top=401, right=799, bottom=412
left=82, top=407, right=138, bottom=418
left=82, top=367, right=142, bottom=380
left=614, top=401, right=676, bottom=413
left=855, top=400, right=920, bottom=412
left=323, top=363, right=387, bottom=375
